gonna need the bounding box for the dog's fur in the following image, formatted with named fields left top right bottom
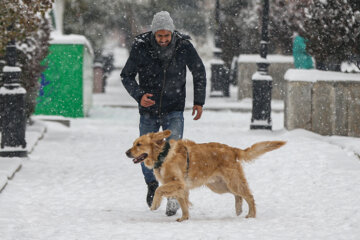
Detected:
left=126, top=130, right=285, bottom=222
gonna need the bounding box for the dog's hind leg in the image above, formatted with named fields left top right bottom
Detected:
left=206, top=177, right=243, bottom=216
left=206, top=177, right=229, bottom=194
left=223, top=168, right=256, bottom=218
left=235, top=195, right=243, bottom=216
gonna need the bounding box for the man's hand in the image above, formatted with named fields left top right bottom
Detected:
left=192, top=105, right=203, bottom=120
left=140, top=93, right=155, bottom=107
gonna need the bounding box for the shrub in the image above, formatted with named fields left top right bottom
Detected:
left=0, top=0, right=53, bottom=118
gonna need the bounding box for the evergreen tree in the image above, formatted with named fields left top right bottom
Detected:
left=301, top=0, right=360, bottom=70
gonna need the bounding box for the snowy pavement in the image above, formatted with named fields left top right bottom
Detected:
left=0, top=121, right=46, bottom=192
left=0, top=69, right=360, bottom=240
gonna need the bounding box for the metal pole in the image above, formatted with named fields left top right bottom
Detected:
left=0, top=38, right=27, bottom=157
left=250, top=0, right=272, bottom=130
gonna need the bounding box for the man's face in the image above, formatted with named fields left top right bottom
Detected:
left=154, top=30, right=172, bottom=47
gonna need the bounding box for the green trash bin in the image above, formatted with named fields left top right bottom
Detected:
left=35, top=34, right=94, bottom=118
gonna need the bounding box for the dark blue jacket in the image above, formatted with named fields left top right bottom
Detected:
left=121, top=31, right=206, bottom=116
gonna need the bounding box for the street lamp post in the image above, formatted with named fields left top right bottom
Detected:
left=250, top=0, right=272, bottom=130
left=210, top=0, right=230, bottom=98
left=0, top=39, right=27, bottom=157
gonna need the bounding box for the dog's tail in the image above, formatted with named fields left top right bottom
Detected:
left=235, top=141, right=286, bottom=162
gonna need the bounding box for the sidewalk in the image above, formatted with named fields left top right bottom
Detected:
left=0, top=68, right=359, bottom=239
left=94, top=67, right=285, bottom=113
left=0, top=120, right=46, bottom=192
left=95, top=68, right=360, bottom=156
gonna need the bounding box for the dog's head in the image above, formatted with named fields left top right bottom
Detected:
left=126, top=130, right=172, bottom=169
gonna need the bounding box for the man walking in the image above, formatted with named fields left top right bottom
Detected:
left=121, top=11, right=206, bottom=216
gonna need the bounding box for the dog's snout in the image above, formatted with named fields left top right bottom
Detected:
left=126, top=149, right=132, bottom=158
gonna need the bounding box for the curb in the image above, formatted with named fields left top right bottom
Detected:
left=0, top=120, right=47, bottom=193
left=102, top=104, right=285, bottom=113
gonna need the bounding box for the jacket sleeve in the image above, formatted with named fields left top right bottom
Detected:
left=120, top=42, right=145, bottom=103
left=185, top=41, right=207, bottom=106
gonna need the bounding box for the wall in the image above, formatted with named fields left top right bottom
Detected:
left=237, top=54, right=294, bottom=100
left=284, top=69, right=360, bottom=137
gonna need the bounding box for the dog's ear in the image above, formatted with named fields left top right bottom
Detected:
left=152, top=130, right=172, bottom=141
left=162, top=130, right=172, bottom=139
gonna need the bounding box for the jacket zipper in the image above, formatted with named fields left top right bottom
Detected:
left=158, top=68, right=166, bottom=117
left=158, top=39, right=180, bottom=117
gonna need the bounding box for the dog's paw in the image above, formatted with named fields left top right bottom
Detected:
left=236, top=209, right=242, bottom=216
left=245, top=213, right=256, bottom=218
left=150, top=201, right=160, bottom=211
left=176, top=216, right=189, bottom=222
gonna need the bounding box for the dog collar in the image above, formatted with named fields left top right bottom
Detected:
left=154, top=141, right=171, bottom=169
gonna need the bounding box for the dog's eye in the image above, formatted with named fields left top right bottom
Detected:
left=136, top=143, right=141, bottom=147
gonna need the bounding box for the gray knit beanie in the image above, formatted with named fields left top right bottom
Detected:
left=151, top=11, right=175, bottom=34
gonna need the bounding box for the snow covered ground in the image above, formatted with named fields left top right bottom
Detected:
left=0, top=64, right=360, bottom=239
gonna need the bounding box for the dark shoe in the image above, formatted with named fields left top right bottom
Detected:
left=165, top=198, right=180, bottom=216
left=146, top=181, right=159, bottom=207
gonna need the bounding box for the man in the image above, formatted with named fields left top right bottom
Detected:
left=121, top=11, right=206, bottom=216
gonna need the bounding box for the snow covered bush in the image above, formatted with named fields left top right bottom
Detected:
left=0, top=0, right=53, bottom=55
left=17, top=18, right=52, bottom=119
left=0, top=0, right=53, bottom=118
left=269, top=0, right=307, bottom=54
left=301, top=0, right=360, bottom=70
left=270, top=0, right=360, bottom=70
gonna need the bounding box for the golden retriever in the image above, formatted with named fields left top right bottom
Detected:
left=126, top=130, right=285, bottom=222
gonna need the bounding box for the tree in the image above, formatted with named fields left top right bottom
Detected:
left=63, top=0, right=124, bottom=56
left=270, top=0, right=360, bottom=70
left=216, top=0, right=261, bottom=67
left=0, top=0, right=53, bottom=55
left=148, top=0, right=207, bottom=37
left=0, top=0, right=54, bottom=118
left=268, top=0, right=307, bottom=55
left=63, top=0, right=208, bottom=54
left=301, top=0, right=360, bottom=70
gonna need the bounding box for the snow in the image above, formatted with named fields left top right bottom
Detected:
left=238, top=54, right=294, bottom=63
left=285, top=69, right=360, bottom=82
left=0, top=55, right=360, bottom=240
left=2, top=66, right=21, bottom=72
left=0, top=86, right=27, bottom=95
left=0, top=120, right=46, bottom=192
left=112, top=47, right=129, bottom=69
left=0, top=158, right=22, bottom=179
left=209, top=58, right=225, bottom=65
left=49, top=32, right=94, bottom=56
left=252, top=71, right=273, bottom=81
left=250, top=119, right=271, bottom=126
left=320, top=0, right=328, bottom=5
left=341, top=62, right=360, bottom=73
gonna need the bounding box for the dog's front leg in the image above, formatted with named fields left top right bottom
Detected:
left=150, top=187, right=163, bottom=211
left=176, top=196, right=189, bottom=222
left=150, top=182, right=179, bottom=211
left=150, top=181, right=189, bottom=221
left=150, top=182, right=180, bottom=211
